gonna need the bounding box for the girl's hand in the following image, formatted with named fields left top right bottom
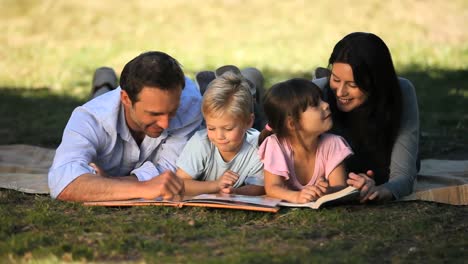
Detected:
left=315, top=176, right=330, bottom=194
left=217, top=170, right=239, bottom=192
left=294, top=185, right=324, bottom=203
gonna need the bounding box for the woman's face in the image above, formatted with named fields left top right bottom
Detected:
left=329, top=63, right=368, bottom=112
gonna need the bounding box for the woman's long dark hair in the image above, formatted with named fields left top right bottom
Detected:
left=326, top=32, right=402, bottom=184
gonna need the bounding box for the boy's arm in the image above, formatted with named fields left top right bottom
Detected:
left=176, top=168, right=219, bottom=196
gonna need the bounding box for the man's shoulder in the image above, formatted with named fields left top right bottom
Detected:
left=178, top=77, right=203, bottom=112
left=82, top=88, right=121, bottom=119
left=75, top=88, right=122, bottom=134
left=169, top=77, right=203, bottom=130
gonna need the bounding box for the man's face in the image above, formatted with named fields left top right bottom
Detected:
left=121, top=86, right=182, bottom=139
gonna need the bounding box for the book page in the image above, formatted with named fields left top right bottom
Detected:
left=188, top=193, right=281, bottom=207
left=278, top=186, right=358, bottom=209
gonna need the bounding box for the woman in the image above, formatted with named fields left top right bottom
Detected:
left=313, top=32, right=420, bottom=202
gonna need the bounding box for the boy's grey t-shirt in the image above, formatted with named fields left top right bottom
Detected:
left=176, top=128, right=264, bottom=187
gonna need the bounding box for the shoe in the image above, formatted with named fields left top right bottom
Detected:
left=195, top=71, right=216, bottom=95
left=241, top=67, right=264, bottom=102
left=313, top=67, right=331, bottom=80
left=215, top=65, right=241, bottom=77
left=91, top=67, right=118, bottom=99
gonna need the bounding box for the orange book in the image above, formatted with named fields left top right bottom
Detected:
left=84, top=193, right=282, bottom=213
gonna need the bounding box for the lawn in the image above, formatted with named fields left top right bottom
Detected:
left=1, top=0, right=467, bottom=262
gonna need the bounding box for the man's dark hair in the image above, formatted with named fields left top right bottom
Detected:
left=120, top=51, right=185, bottom=102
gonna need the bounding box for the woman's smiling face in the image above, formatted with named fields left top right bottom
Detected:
left=329, top=63, right=368, bottom=112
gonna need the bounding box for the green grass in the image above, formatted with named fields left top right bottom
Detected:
left=1, top=190, right=467, bottom=263
left=1, top=0, right=467, bottom=262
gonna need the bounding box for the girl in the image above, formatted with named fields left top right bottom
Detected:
left=258, top=78, right=353, bottom=203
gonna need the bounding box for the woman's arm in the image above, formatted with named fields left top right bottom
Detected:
left=347, top=79, right=419, bottom=202
left=385, top=78, right=419, bottom=199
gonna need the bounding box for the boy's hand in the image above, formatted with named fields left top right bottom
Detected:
left=217, top=170, right=239, bottom=191
left=220, top=187, right=235, bottom=194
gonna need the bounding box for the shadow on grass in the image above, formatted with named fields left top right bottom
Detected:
left=0, top=67, right=466, bottom=155
left=398, top=67, right=468, bottom=158
left=0, top=87, right=84, bottom=147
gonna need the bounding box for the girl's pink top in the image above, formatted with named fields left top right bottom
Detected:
left=258, top=133, right=353, bottom=190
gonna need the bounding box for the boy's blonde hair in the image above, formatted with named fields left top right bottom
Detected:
left=202, top=71, right=253, bottom=124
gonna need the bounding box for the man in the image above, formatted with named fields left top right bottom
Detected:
left=48, top=51, right=203, bottom=201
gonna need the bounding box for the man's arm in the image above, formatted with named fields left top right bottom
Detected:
left=57, top=171, right=183, bottom=202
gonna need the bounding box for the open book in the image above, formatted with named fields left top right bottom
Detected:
left=84, top=193, right=282, bottom=213
left=84, top=186, right=359, bottom=212
left=278, top=186, right=359, bottom=209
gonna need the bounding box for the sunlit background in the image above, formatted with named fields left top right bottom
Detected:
left=2, top=0, right=466, bottom=96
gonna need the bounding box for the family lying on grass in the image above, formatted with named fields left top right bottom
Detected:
left=48, top=32, right=419, bottom=204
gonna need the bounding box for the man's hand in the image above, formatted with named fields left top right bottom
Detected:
left=141, top=171, right=185, bottom=200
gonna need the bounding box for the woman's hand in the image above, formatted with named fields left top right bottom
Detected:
left=346, top=170, right=393, bottom=202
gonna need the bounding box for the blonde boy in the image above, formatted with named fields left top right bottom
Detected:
left=175, top=72, right=265, bottom=196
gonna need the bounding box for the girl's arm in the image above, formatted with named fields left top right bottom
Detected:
left=264, top=170, right=323, bottom=203
left=326, top=162, right=348, bottom=193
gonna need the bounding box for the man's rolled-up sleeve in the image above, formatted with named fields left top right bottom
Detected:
left=48, top=109, right=103, bottom=198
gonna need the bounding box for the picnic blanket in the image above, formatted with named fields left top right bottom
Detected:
left=0, top=144, right=467, bottom=205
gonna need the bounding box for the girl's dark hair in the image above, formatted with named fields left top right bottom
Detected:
left=258, top=78, right=322, bottom=148
left=326, top=32, right=402, bottom=184
left=120, top=51, right=185, bottom=103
